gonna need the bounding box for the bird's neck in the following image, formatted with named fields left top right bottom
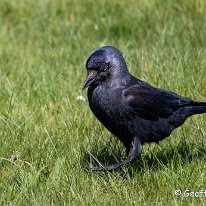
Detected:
left=107, top=69, right=131, bottom=89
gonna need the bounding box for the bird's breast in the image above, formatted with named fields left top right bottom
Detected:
left=88, top=86, right=121, bottom=118
left=87, top=85, right=130, bottom=134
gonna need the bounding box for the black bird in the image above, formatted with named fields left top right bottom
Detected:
left=82, top=46, right=206, bottom=171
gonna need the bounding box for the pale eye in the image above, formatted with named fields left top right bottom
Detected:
left=100, top=63, right=109, bottom=72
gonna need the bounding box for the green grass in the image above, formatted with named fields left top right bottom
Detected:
left=0, top=0, right=206, bottom=205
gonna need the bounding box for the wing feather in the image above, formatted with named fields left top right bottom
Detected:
left=123, top=84, right=192, bottom=121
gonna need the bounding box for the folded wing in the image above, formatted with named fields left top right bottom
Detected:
left=123, top=84, right=193, bottom=121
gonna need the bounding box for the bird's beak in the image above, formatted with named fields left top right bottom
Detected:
left=82, top=70, right=98, bottom=90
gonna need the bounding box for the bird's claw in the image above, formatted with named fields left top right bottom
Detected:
left=91, top=165, right=122, bottom=172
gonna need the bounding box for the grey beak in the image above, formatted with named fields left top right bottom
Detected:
left=82, top=70, right=98, bottom=90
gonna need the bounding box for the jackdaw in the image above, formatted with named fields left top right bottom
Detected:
left=82, top=46, right=206, bottom=171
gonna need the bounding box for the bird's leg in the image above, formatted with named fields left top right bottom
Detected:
left=91, top=138, right=141, bottom=171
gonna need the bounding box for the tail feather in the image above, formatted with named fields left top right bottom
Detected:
left=168, top=102, right=206, bottom=129
left=188, top=101, right=206, bottom=115
left=189, top=101, right=206, bottom=107
left=190, top=106, right=206, bottom=115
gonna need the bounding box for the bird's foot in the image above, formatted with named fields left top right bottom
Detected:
left=91, top=159, right=132, bottom=172
left=90, top=138, right=141, bottom=172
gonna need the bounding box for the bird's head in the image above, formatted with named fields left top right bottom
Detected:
left=82, top=46, right=128, bottom=90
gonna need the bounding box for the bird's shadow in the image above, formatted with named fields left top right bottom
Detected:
left=81, top=139, right=206, bottom=174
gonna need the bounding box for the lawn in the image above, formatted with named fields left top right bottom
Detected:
left=0, top=0, right=206, bottom=205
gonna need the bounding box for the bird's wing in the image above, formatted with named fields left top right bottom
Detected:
left=123, top=84, right=193, bottom=121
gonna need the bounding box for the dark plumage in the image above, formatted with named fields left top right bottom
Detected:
left=82, top=46, right=206, bottom=171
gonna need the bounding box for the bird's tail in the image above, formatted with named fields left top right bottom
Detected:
left=188, top=102, right=206, bottom=115
left=168, top=101, right=206, bottom=129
